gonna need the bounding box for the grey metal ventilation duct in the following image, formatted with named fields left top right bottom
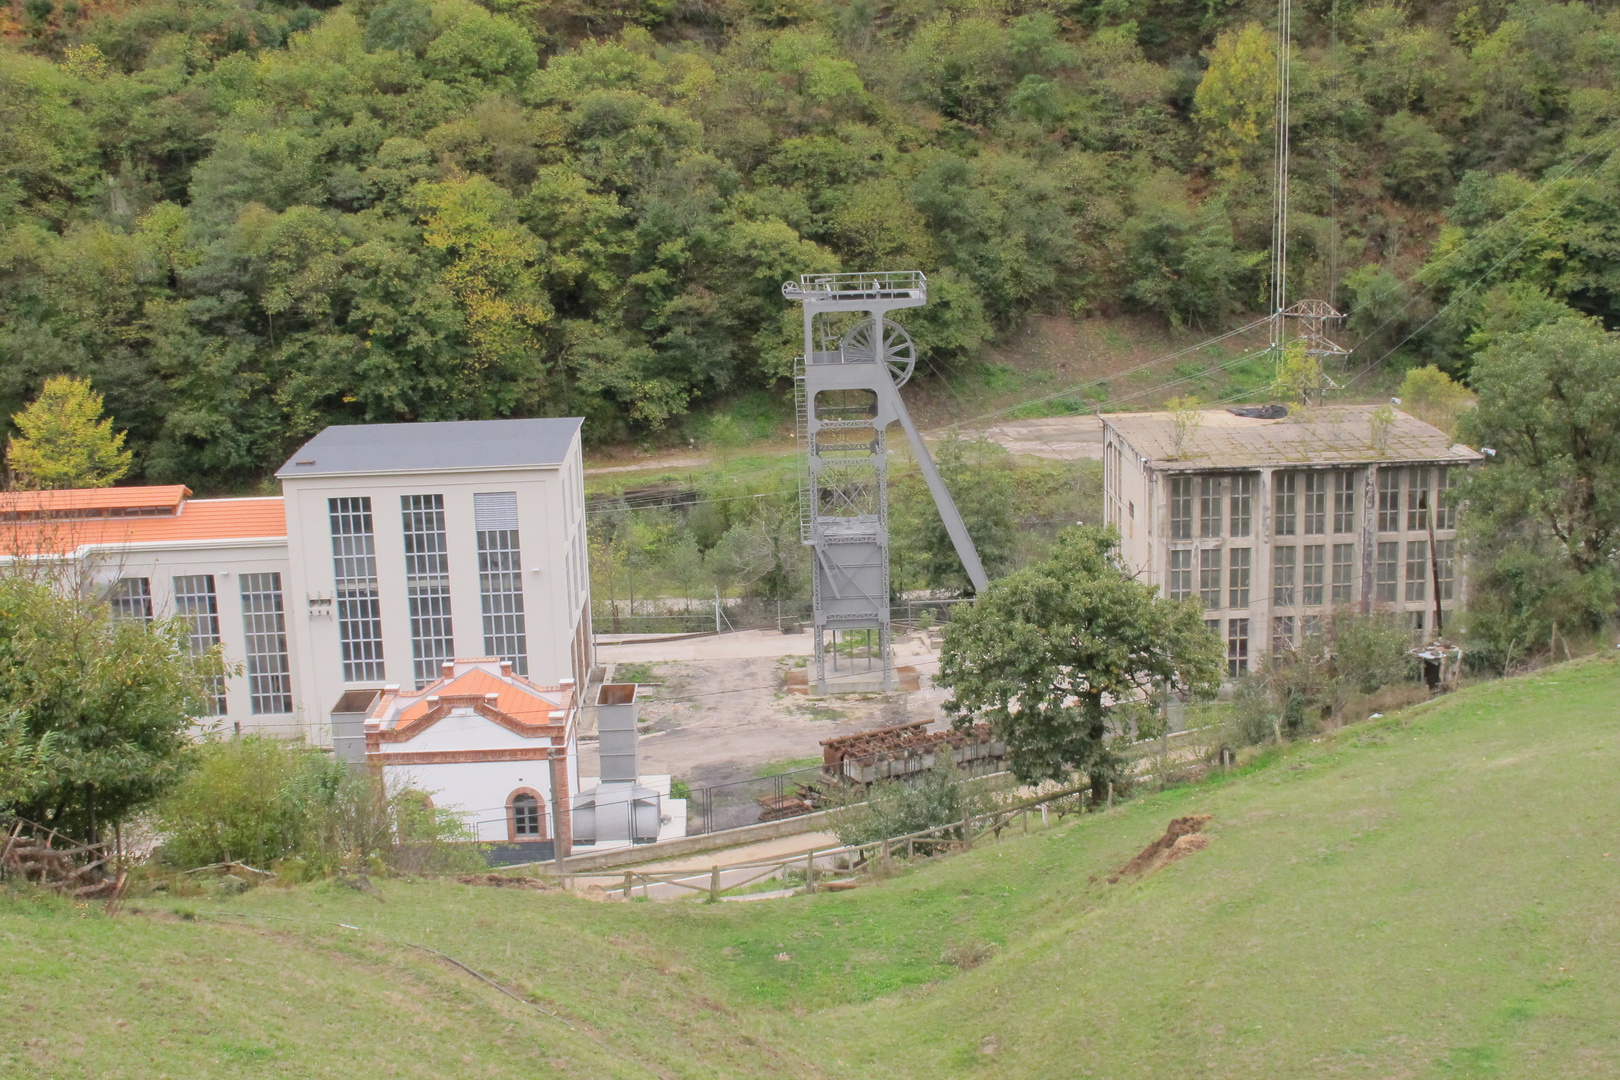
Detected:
left=572, top=683, right=659, bottom=845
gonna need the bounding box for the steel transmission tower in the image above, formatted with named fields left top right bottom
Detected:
left=1268, top=0, right=1347, bottom=402
left=785, top=271, right=988, bottom=695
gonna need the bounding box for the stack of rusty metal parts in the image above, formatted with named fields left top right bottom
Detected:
left=0, top=818, right=124, bottom=902
left=821, top=720, right=1006, bottom=784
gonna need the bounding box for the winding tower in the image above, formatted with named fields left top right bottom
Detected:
left=785, top=271, right=988, bottom=695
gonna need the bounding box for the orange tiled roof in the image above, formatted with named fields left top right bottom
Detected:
left=0, top=498, right=287, bottom=556
left=396, top=667, right=567, bottom=727
left=0, top=485, right=191, bottom=518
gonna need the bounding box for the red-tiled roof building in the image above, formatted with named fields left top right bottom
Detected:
left=0, top=420, right=595, bottom=849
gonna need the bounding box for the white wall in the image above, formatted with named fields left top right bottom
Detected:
left=280, top=431, right=587, bottom=741
left=84, top=539, right=305, bottom=739
left=382, top=758, right=558, bottom=843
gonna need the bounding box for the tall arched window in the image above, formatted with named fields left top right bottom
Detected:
left=512, top=793, right=541, bottom=838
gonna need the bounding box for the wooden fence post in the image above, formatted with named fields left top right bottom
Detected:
left=805, top=849, right=816, bottom=893
left=709, top=865, right=721, bottom=903
left=962, top=815, right=973, bottom=850
left=622, top=871, right=632, bottom=899
left=880, top=837, right=890, bottom=870
left=1106, top=782, right=1114, bottom=811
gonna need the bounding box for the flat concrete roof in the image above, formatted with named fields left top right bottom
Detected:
left=1104, top=405, right=1483, bottom=470
left=276, top=418, right=582, bottom=478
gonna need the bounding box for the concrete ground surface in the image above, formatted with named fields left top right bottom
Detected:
left=958, top=414, right=1104, bottom=460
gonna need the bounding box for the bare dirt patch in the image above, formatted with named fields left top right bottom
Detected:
left=592, top=634, right=950, bottom=790
left=1109, top=816, right=1214, bottom=883
left=457, top=874, right=551, bottom=890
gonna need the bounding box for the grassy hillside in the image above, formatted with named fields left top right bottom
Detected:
left=5, top=656, right=1618, bottom=1078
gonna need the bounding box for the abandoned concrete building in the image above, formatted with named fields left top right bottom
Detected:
left=1101, top=405, right=1483, bottom=677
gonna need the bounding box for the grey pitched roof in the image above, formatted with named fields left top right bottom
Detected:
left=275, top=418, right=583, bottom=478
left=1104, top=405, right=1483, bottom=470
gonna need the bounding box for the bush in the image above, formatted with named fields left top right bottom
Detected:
left=1333, top=611, right=1416, bottom=695
left=1224, top=612, right=1416, bottom=748
left=155, top=736, right=480, bottom=876
left=827, top=757, right=994, bottom=848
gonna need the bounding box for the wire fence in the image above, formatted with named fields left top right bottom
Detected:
left=592, top=598, right=974, bottom=638
left=683, top=764, right=832, bottom=835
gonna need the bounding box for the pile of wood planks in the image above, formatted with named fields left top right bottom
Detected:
left=0, top=818, right=124, bottom=900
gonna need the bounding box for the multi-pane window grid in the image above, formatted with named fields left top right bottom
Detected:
left=241, top=573, right=293, bottom=714
left=330, top=497, right=385, bottom=683
left=402, top=495, right=455, bottom=687
left=108, top=577, right=152, bottom=622
left=478, top=528, right=529, bottom=676
left=1272, top=616, right=1295, bottom=654
left=1227, top=619, right=1249, bottom=678
left=1332, top=543, right=1355, bottom=603
left=1406, top=541, right=1428, bottom=602
left=1435, top=468, right=1455, bottom=530
left=1376, top=542, right=1400, bottom=603
left=1170, top=477, right=1193, bottom=540
left=1199, top=477, right=1222, bottom=539
left=1199, top=548, right=1222, bottom=610
left=1273, top=546, right=1296, bottom=606
left=1378, top=470, right=1401, bottom=532
left=1302, top=545, right=1325, bottom=607
left=1333, top=471, right=1356, bottom=534
left=1228, top=548, right=1251, bottom=609
left=1435, top=539, right=1456, bottom=601
left=173, top=575, right=225, bottom=715
left=1169, top=549, right=1193, bottom=602
left=513, top=794, right=541, bottom=837
left=1407, top=468, right=1431, bottom=531
left=1274, top=473, right=1297, bottom=536
left=1303, top=473, right=1327, bottom=535
left=1230, top=475, right=1253, bottom=537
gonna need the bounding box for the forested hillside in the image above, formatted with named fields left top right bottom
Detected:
left=2, top=0, right=1618, bottom=487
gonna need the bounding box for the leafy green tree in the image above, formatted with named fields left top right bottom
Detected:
left=1460, top=314, right=1620, bottom=584
left=937, top=527, right=1223, bottom=797
left=1194, top=23, right=1276, bottom=180
left=892, top=436, right=1015, bottom=595
left=0, top=576, right=222, bottom=841
left=1396, top=366, right=1471, bottom=438
left=1380, top=111, right=1453, bottom=206
left=7, top=375, right=132, bottom=489
left=1121, top=182, right=1259, bottom=328
left=0, top=710, right=51, bottom=810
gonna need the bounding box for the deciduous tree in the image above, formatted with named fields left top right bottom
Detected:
left=7, top=375, right=132, bottom=489
left=1461, top=315, right=1620, bottom=582
left=0, top=577, right=223, bottom=841
left=937, top=527, right=1223, bottom=797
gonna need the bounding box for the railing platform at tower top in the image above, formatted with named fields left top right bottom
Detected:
left=782, top=271, right=927, bottom=303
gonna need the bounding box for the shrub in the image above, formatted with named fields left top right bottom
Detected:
left=155, top=736, right=480, bottom=876
left=1225, top=612, right=1416, bottom=748
left=1333, top=611, right=1416, bottom=694
left=827, top=756, right=994, bottom=848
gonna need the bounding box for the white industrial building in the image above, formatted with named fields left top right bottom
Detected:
left=0, top=417, right=652, bottom=854
left=1102, top=405, right=1482, bottom=677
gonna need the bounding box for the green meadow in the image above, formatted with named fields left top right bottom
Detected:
left=5, top=657, right=1617, bottom=1079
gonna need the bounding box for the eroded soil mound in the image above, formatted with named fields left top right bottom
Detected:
left=1109, top=815, right=1213, bottom=883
